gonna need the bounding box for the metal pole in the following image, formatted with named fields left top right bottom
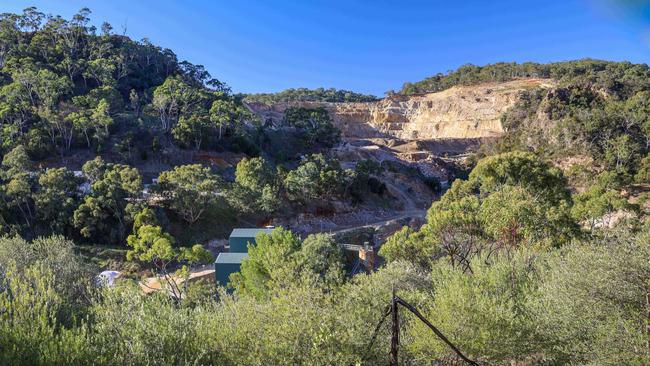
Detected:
left=390, top=288, right=399, bottom=366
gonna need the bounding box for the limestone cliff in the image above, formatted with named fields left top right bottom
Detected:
left=247, top=78, right=555, bottom=140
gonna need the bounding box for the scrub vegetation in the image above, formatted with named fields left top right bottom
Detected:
left=1, top=7, right=650, bottom=366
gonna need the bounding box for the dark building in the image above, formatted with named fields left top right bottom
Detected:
left=228, top=228, right=274, bottom=253
left=214, top=252, right=249, bottom=287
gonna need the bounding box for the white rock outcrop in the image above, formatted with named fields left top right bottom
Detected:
left=247, top=78, right=555, bottom=140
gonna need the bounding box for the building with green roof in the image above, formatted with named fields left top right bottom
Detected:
left=228, top=227, right=274, bottom=253
left=214, top=252, right=249, bottom=287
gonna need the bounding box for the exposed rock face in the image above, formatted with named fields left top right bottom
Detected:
left=247, top=78, right=555, bottom=140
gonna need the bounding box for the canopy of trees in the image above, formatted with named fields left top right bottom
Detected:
left=398, top=59, right=650, bottom=95
left=2, top=8, right=650, bottom=366
left=0, top=7, right=249, bottom=160
left=244, top=87, right=378, bottom=104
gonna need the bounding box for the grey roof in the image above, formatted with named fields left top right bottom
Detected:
left=229, top=228, right=274, bottom=239
left=215, top=252, right=249, bottom=264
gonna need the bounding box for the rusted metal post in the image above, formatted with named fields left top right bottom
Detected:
left=390, top=288, right=399, bottom=366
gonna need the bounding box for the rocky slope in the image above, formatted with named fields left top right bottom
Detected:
left=247, top=78, right=555, bottom=140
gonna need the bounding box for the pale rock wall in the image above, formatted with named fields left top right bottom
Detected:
left=247, top=78, right=555, bottom=140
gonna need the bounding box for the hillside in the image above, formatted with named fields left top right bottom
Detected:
left=3, top=7, right=650, bottom=366
left=248, top=78, right=554, bottom=139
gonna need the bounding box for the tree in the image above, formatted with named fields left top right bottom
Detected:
left=466, top=151, right=571, bottom=205
left=423, top=195, right=485, bottom=271
left=0, top=262, right=89, bottom=365
left=0, top=235, right=94, bottom=322
left=296, top=233, right=345, bottom=288
left=34, top=167, right=80, bottom=234
left=172, top=113, right=212, bottom=151
left=73, top=157, right=142, bottom=243
left=531, top=227, right=650, bottom=365
left=209, top=97, right=251, bottom=140
left=231, top=227, right=301, bottom=298
left=380, top=152, right=578, bottom=270
left=126, top=224, right=212, bottom=300
left=1, top=145, right=35, bottom=230
left=232, top=228, right=345, bottom=298
left=479, top=185, right=575, bottom=249
left=409, top=250, right=541, bottom=364
left=83, top=58, right=116, bottom=87
left=152, top=75, right=202, bottom=132
left=66, top=97, right=112, bottom=149
left=155, top=164, right=221, bottom=225
left=152, top=76, right=181, bottom=131
left=90, top=98, right=113, bottom=145
left=229, top=157, right=280, bottom=214
left=571, top=178, right=633, bottom=230
left=635, top=153, right=650, bottom=183
left=209, top=98, right=236, bottom=140
left=284, top=154, right=355, bottom=204
left=131, top=207, right=158, bottom=232
left=379, top=226, right=433, bottom=268
left=282, top=107, right=340, bottom=147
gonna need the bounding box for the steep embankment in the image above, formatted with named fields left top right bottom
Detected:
left=247, top=78, right=555, bottom=139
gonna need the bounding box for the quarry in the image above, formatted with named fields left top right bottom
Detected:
left=247, top=78, right=557, bottom=238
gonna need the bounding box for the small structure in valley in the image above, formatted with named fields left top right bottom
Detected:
left=228, top=227, right=274, bottom=253
left=214, top=252, right=249, bottom=287
left=214, top=227, right=275, bottom=288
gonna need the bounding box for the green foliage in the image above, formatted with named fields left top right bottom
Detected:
left=378, top=226, right=430, bottom=267
left=2, top=229, right=650, bottom=364
left=467, top=151, right=571, bottom=204
left=0, top=262, right=90, bottom=365
left=571, top=173, right=635, bottom=230
left=209, top=97, right=251, bottom=140
left=295, top=233, right=345, bottom=288
left=399, top=59, right=650, bottom=95
left=491, top=66, right=650, bottom=180
left=34, top=167, right=81, bottom=234
left=531, top=227, right=650, bottom=365
left=232, top=228, right=344, bottom=298
left=89, top=284, right=219, bottom=365
left=172, top=113, right=212, bottom=151
left=635, top=153, right=650, bottom=183
left=127, top=224, right=212, bottom=299
left=479, top=185, right=576, bottom=248
left=0, top=7, right=248, bottom=161
left=284, top=154, right=355, bottom=205
left=382, top=152, right=577, bottom=269
left=408, top=250, right=541, bottom=364
left=244, top=87, right=378, bottom=104
left=73, top=157, right=142, bottom=244
left=155, top=164, right=222, bottom=225
left=229, top=156, right=280, bottom=214
left=282, top=107, right=340, bottom=147
left=126, top=225, right=177, bottom=263
left=0, top=145, right=35, bottom=232
left=231, top=227, right=302, bottom=298
left=131, top=207, right=158, bottom=232
left=0, top=235, right=94, bottom=313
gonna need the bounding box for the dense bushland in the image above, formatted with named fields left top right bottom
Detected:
left=244, top=87, right=378, bottom=104
left=2, top=7, right=650, bottom=366
left=2, top=151, right=650, bottom=365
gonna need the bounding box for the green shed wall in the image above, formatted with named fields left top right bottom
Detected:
left=214, top=262, right=242, bottom=287
left=229, top=236, right=256, bottom=253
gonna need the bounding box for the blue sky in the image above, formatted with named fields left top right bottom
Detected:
left=4, top=0, right=650, bottom=95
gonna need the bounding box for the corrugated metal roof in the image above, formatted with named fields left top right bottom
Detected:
left=215, top=252, right=249, bottom=264
left=229, top=228, right=274, bottom=238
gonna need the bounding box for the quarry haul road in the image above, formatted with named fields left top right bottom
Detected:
left=325, top=209, right=426, bottom=235
left=319, top=174, right=430, bottom=235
